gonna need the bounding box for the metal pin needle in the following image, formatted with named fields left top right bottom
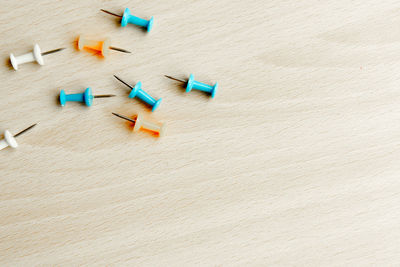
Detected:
left=94, top=94, right=116, bottom=98
left=100, top=9, right=122, bottom=18
left=109, top=46, right=131, bottom=53
left=113, top=75, right=133, bottom=90
left=41, top=48, right=66, bottom=56
left=13, top=123, right=37, bottom=138
left=164, top=75, right=186, bottom=84
left=112, top=112, right=136, bottom=124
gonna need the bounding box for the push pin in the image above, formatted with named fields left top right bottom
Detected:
left=0, top=123, right=37, bottom=150
left=114, top=75, right=162, bottom=112
left=77, top=36, right=131, bottom=57
left=59, top=87, right=115, bottom=107
left=101, top=8, right=154, bottom=32
left=9, top=44, right=65, bottom=70
left=112, top=112, right=165, bottom=137
left=165, top=74, right=218, bottom=98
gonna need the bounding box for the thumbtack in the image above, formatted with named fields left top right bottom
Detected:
left=101, top=8, right=154, bottom=32
left=165, top=74, right=218, bottom=98
left=59, top=87, right=115, bottom=107
left=9, top=44, right=65, bottom=70
left=0, top=123, right=37, bottom=150
left=112, top=112, right=165, bottom=137
left=78, top=36, right=131, bottom=57
left=114, top=75, right=162, bottom=112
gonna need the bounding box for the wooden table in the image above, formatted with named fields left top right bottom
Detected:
left=1, top=0, right=399, bottom=265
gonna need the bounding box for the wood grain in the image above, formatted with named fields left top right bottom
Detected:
left=1, top=0, right=400, bottom=265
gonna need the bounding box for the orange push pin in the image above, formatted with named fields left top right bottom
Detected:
left=112, top=112, right=165, bottom=137
left=77, top=35, right=131, bottom=57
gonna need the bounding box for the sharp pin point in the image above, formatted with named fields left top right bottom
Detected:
left=109, top=46, right=131, bottom=53
left=100, top=9, right=123, bottom=18
left=41, top=47, right=66, bottom=56
left=14, top=123, right=37, bottom=138
left=114, top=75, right=134, bottom=90
left=164, top=75, right=186, bottom=83
left=94, top=94, right=116, bottom=98
left=112, top=112, right=136, bottom=124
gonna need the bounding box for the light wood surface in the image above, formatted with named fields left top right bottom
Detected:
left=1, top=0, right=400, bottom=265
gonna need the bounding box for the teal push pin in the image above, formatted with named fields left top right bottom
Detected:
left=114, top=75, right=162, bottom=112
left=165, top=74, right=218, bottom=98
left=59, top=87, right=115, bottom=107
left=101, top=8, right=154, bottom=32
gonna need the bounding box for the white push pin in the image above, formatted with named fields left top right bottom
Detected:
left=0, top=123, right=37, bottom=150
left=9, top=44, right=65, bottom=70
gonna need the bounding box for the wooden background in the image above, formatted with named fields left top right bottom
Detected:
left=1, top=0, right=400, bottom=265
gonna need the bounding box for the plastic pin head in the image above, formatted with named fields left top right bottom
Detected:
left=0, top=123, right=37, bottom=150
left=121, top=8, right=154, bottom=32
left=77, top=36, right=130, bottom=57
left=0, top=130, right=18, bottom=150
left=114, top=75, right=162, bottom=112
left=112, top=113, right=165, bottom=137
left=10, top=44, right=44, bottom=70
left=134, top=114, right=164, bottom=136
left=78, top=36, right=111, bottom=57
left=166, top=74, right=218, bottom=98
left=60, top=87, right=114, bottom=107
left=186, top=74, right=218, bottom=98
left=9, top=45, right=64, bottom=71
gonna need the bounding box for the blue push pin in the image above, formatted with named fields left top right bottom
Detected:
left=59, top=87, right=115, bottom=107
left=101, top=8, right=154, bottom=32
left=165, top=74, right=218, bottom=98
left=114, top=75, right=161, bottom=112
